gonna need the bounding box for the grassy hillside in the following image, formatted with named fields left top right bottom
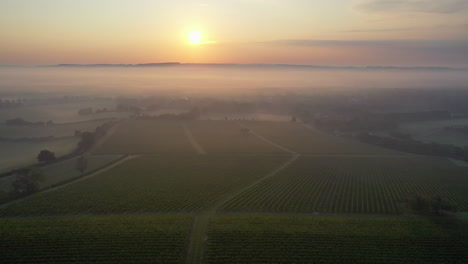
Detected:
left=0, top=155, right=287, bottom=216
left=222, top=156, right=468, bottom=214
left=206, top=215, right=468, bottom=264
left=0, top=215, right=191, bottom=264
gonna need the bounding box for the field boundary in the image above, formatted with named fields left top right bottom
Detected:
left=0, top=155, right=137, bottom=209
left=185, top=154, right=300, bottom=264
left=183, top=124, right=207, bottom=155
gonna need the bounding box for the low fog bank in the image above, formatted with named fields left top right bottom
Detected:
left=0, top=66, right=467, bottom=98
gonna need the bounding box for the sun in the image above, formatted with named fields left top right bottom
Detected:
left=188, top=30, right=202, bottom=44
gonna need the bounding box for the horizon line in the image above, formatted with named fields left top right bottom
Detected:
left=1, top=63, right=467, bottom=71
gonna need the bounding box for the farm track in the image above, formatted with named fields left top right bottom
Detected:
left=185, top=154, right=300, bottom=264
left=182, top=124, right=207, bottom=155
left=238, top=122, right=296, bottom=155
left=0, top=155, right=139, bottom=209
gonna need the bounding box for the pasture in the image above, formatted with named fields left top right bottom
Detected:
left=0, top=137, right=79, bottom=172
left=0, top=155, right=286, bottom=216
left=0, top=215, right=191, bottom=264
left=206, top=215, right=467, bottom=264
left=222, top=156, right=468, bottom=214
left=241, top=121, right=402, bottom=155
left=187, top=120, right=286, bottom=154
left=93, top=120, right=196, bottom=154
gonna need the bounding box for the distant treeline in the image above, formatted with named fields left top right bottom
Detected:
left=0, top=136, right=74, bottom=143
left=5, top=118, right=54, bottom=126
left=132, top=108, right=201, bottom=120
left=383, top=110, right=451, bottom=123
left=4, top=117, right=115, bottom=127
left=0, top=99, right=24, bottom=109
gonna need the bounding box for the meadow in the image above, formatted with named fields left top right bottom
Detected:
left=222, top=156, right=468, bottom=214
left=0, top=155, right=286, bottom=216
left=206, top=215, right=467, bottom=264
left=0, top=215, right=191, bottom=264
left=93, top=120, right=196, bottom=154
left=0, top=137, right=79, bottom=172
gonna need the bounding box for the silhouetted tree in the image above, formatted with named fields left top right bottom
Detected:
left=37, top=150, right=56, bottom=163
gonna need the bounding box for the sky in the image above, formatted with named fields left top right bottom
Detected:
left=1, top=0, right=467, bottom=66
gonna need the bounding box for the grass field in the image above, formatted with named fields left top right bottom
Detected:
left=0, top=137, right=79, bottom=172
left=0, top=215, right=191, bottom=264
left=187, top=120, right=285, bottom=154
left=222, top=156, right=468, bottom=214
left=93, top=120, right=195, bottom=154
left=206, top=215, right=467, bottom=264
left=0, top=155, right=287, bottom=216
left=241, top=121, right=402, bottom=155
left=0, top=119, right=109, bottom=139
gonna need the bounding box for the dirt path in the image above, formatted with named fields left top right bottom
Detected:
left=183, top=124, right=207, bottom=155
left=0, top=155, right=139, bottom=209
left=238, top=123, right=297, bottom=155
left=185, top=154, right=299, bottom=264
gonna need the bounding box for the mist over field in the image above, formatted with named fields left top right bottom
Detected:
left=1, top=66, right=467, bottom=97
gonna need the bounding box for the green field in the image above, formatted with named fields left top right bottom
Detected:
left=0, top=215, right=191, bottom=264
left=0, top=119, right=109, bottom=138
left=0, top=137, right=79, bottom=172
left=222, top=156, right=468, bottom=214
left=242, top=121, right=402, bottom=155
left=0, top=155, right=286, bottom=216
left=1, top=119, right=467, bottom=263
left=206, top=215, right=467, bottom=264
left=187, top=120, right=285, bottom=154
left=93, top=120, right=196, bottom=154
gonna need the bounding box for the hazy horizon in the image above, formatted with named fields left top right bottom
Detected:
left=1, top=66, right=467, bottom=97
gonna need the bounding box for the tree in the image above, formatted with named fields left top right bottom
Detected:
left=75, top=155, right=88, bottom=175
left=12, top=168, right=45, bottom=195
left=37, top=150, right=56, bottom=163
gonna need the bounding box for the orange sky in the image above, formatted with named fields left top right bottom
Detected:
left=1, top=0, right=467, bottom=66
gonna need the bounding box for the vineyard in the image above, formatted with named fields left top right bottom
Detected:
left=222, top=156, right=468, bottom=214
left=187, top=120, right=285, bottom=154
left=0, top=155, right=286, bottom=216
left=241, top=121, right=401, bottom=155
left=93, top=120, right=195, bottom=154
left=206, top=215, right=468, bottom=264
left=0, top=215, right=191, bottom=264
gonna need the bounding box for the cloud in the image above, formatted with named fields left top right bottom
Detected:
left=354, top=0, right=468, bottom=14
left=340, top=23, right=468, bottom=33
left=258, top=39, right=468, bottom=53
